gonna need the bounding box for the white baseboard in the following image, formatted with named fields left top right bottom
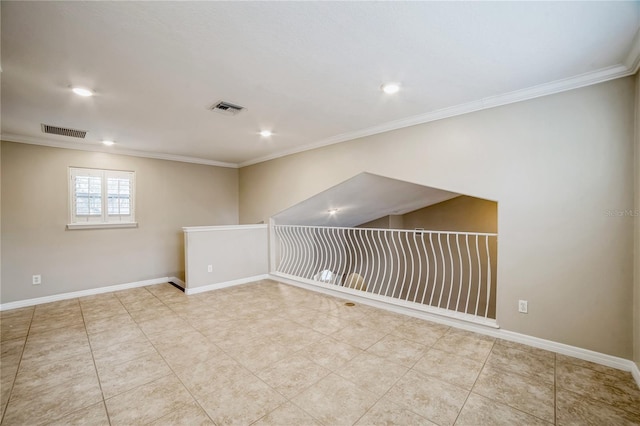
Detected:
left=184, top=274, right=270, bottom=295
left=632, top=362, right=640, bottom=387
left=269, top=274, right=640, bottom=389
left=168, top=277, right=186, bottom=290
left=0, top=277, right=170, bottom=311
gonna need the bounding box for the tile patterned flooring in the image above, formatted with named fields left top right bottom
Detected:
left=1, top=280, right=639, bottom=425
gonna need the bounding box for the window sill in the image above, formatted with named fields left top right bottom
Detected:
left=67, top=222, right=138, bottom=230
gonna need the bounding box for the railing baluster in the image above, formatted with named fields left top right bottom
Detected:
left=398, top=231, right=411, bottom=301
left=379, top=230, right=391, bottom=296
left=334, top=228, right=344, bottom=285
left=284, top=228, right=295, bottom=275
left=310, top=228, right=321, bottom=279
left=327, top=228, right=338, bottom=284
left=372, top=230, right=383, bottom=294
left=428, top=232, right=438, bottom=307
left=419, top=232, right=430, bottom=304
left=455, top=234, right=463, bottom=313
left=292, top=227, right=305, bottom=279
left=282, top=226, right=294, bottom=274
left=326, top=228, right=335, bottom=282
left=446, top=233, right=455, bottom=310
left=300, top=226, right=311, bottom=278
left=316, top=226, right=327, bottom=280
left=275, top=226, right=286, bottom=272
left=437, top=233, right=446, bottom=309
left=485, top=235, right=492, bottom=319
left=412, top=232, right=422, bottom=303
left=390, top=231, right=401, bottom=298
left=355, top=229, right=365, bottom=287
left=334, top=227, right=344, bottom=284
left=475, top=234, right=482, bottom=316
left=360, top=229, right=370, bottom=291
left=346, top=229, right=356, bottom=287
left=306, top=227, right=317, bottom=279
left=465, top=234, right=472, bottom=315
left=344, top=229, right=352, bottom=281
left=365, top=229, right=377, bottom=291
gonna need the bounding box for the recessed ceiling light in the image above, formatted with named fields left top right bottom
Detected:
left=102, top=140, right=115, bottom=146
left=259, top=130, right=273, bottom=137
left=328, top=209, right=339, bottom=215
left=72, top=87, right=93, bottom=97
left=381, top=83, right=400, bottom=94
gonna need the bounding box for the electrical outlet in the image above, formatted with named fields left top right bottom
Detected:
left=518, top=300, right=528, bottom=314
left=32, top=275, right=42, bottom=285
left=207, top=265, right=213, bottom=273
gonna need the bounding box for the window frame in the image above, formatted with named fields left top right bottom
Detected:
left=67, top=167, right=138, bottom=230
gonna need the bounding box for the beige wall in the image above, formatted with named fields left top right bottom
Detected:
left=1, top=142, right=239, bottom=303
left=357, top=216, right=391, bottom=229
left=635, top=72, right=640, bottom=370
left=402, top=196, right=497, bottom=234
left=240, top=77, right=636, bottom=358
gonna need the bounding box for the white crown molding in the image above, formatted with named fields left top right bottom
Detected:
left=0, top=133, right=239, bottom=169
left=238, top=63, right=635, bottom=167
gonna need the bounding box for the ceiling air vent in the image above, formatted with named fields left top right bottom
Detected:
left=41, top=124, right=87, bottom=139
left=210, top=101, right=245, bottom=116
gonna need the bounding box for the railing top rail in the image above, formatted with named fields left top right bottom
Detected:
left=273, top=224, right=497, bottom=237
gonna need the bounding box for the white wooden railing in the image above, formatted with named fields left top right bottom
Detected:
left=272, top=225, right=498, bottom=326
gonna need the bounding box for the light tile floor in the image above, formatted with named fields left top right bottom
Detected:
left=1, top=280, right=639, bottom=425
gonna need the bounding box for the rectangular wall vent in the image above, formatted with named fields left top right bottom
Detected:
left=210, top=101, right=245, bottom=116
left=41, top=124, right=87, bottom=139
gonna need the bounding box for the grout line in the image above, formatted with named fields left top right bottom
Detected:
left=459, top=342, right=556, bottom=425
left=450, top=338, right=494, bottom=426
left=9, top=280, right=636, bottom=425
left=79, top=298, right=112, bottom=426
left=346, top=321, right=449, bottom=425
left=0, top=306, right=35, bottom=426
left=554, top=354, right=557, bottom=425
left=129, top=286, right=219, bottom=425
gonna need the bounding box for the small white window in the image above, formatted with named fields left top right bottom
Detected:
left=68, top=167, right=137, bottom=229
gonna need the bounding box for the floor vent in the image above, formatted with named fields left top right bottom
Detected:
left=41, top=124, right=87, bottom=139
left=210, top=101, right=245, bottom=116
left=168, top=282, right=185, bottom=292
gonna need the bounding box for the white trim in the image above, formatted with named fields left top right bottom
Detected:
left=268, top=218, right=277, bottom=273
left=0, top=277, right=170, bottom=311
left=624, top=28, right=640, bottom=73
left=275, top=223, right=496, bottom=236
left=184, top=274, right=269, bottom=295
left=271, top=273, right=498, bottom=329
left=0, top=133, right=238, bottom=169
left=67, top=222, right=138, bottom=230
left=239, top=64, right=633, bottom=167
left=632, top=363, right=640, bottom=388
left=168, top=277, right=186, bottom=290
left=182, top=224, right=268, bottom=233
left=269, top=273, right=640, bottom=388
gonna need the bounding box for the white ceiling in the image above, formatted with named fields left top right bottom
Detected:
left=2, top=1, right=639, bottom=167
left=272, top=173, right=460, bottom=227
